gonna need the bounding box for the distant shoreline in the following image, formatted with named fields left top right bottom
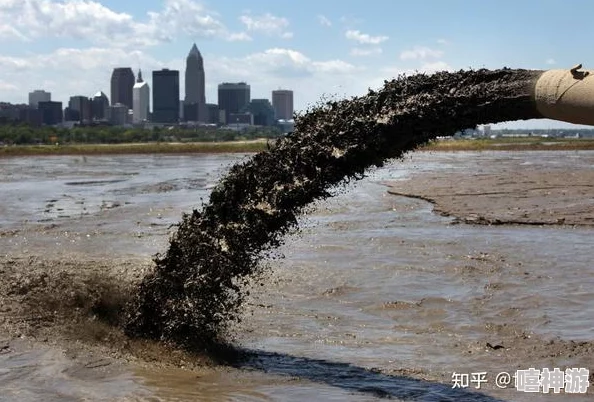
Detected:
left=2, top=137, right=594, bottom=157
left=0, top=139, right=269, bottom=157
left=422, top=137, right=594, bottom=151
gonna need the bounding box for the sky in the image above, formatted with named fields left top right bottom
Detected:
left=1, top=0, right=594, bottom=129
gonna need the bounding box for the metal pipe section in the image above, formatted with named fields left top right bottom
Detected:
left=534, top=64, right=594, bottom=126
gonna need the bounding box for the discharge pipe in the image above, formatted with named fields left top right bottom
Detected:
left=534, top=64, right=594, bottom=125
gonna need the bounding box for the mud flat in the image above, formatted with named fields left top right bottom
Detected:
left=1, top=152, right=593, bottom=400
left=387, top=151, right=594, bottom=226
left=239, top=150, right=594, bottom=400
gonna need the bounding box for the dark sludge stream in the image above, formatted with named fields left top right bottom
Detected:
left=124, top=68, right=542, bottom=354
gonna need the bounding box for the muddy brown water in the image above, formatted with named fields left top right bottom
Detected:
left=0, top=152, right=592, bottom=401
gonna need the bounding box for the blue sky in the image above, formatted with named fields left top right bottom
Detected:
left=1, top=0, right=594, bottom=128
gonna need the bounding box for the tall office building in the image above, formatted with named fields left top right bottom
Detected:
left=110, top=68, right=135, bottom=110
left=66, top=95, right=91, bottom=122
left=19, top=108, right=42, bottom=126
left=272, top=89, right=293, bottom=120
left=38, top=101, right=63, bottom=125
left=152, top=69, right=179, bottom=124
left=179, top=100, right=185, bottom=121
left=91, top=91, right=109, bottom=121
left=205, top=103, right=219, bottom=124
left=249, top=99, right=275, bottom=126
left=107, top=103, right=129, bottom=126
left=28, top=90, right=51, bottom=108
left=184, top=43, right=206, bottom=122
left=218, top=82, right=250, bottom=125
left=133, top=69, right=150, bottom=123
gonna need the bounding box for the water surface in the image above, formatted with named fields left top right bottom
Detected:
left=0, top=151, right=592, bottom=401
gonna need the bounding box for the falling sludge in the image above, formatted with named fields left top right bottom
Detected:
left=122, top=68, right=556, bottom=351
left=130, top=64, right=594, bottom=351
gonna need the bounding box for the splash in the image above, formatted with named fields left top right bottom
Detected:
left=124, top=68, right=541, bottom=351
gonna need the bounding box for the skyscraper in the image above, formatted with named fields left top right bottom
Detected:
left=248, top=99, right=275, bottom=126
left=107, top=103, right=129, bottom=126
left=152, top=69, right=179, bottom=124
left=133, top=69, right=150, bottom=123
left=272, top=89, right=294, bottom=120
left=110, top=68, right=135, bottom=110
left=205, top=103, right=220, bottom=124
left=91, top=91, right=109, bottom=121
left=218, top=82, right=250, bottom=125
left=38, top=101, right=63, bottom=125
left=66, top=95, right=91, bottom=123
left=28, top=90, right=51, bottom=108
left=185, top=43, right=206, bottom=122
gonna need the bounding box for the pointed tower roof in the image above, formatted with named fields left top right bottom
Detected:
left=136, top=69, right=143, bottom=83
left=188, top=43, right=202, bottom=58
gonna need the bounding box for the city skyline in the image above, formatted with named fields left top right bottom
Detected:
left=20, top=42, right=293, bottom=125
left=2, top=1, right=594, bottom=129
left=18, top=52, right=294, bottom=127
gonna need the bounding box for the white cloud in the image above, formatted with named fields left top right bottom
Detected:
left=339, top=15, right=364, bottom=26
left=317, top=15, right=332, bottom=27
left=546, top=58, right=556, bottom=65
left=146, top=0, right=228, bottom=41
left=0, top=24, right=30, bottom=41
left=0, top=55, right=33, bottom=70
left=46, top=48, right=163, bottom=71
left=0, top=80, right=19, bottom=91
left=312, top=59, right=358, bottom=74
left=221, top=48, right=357, bottom=78
left=437, top=38, right=449, bottom=45
left=350, top=47, right=382, bottom=57
left=0, top=0, right=239, bottom=47
left=227, top=32, right=252, bottom=42
left=239, top=12, right=292, bottom=39
left=419, top=61, right=451, bottom=72
left=345, top=29, right=388, bottom=45
left=400, top=46, right=444, bottom=60
left=0, top=0, right=135, bottom=43
left=247, top=48, right=310, bottom=68
left=0, top=47, right=168, bottom=103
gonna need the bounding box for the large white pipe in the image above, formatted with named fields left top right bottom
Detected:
left=534, top=64, right=594, bottom=126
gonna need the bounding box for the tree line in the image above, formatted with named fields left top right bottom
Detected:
left=0, top=123, right=284, bottom=145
